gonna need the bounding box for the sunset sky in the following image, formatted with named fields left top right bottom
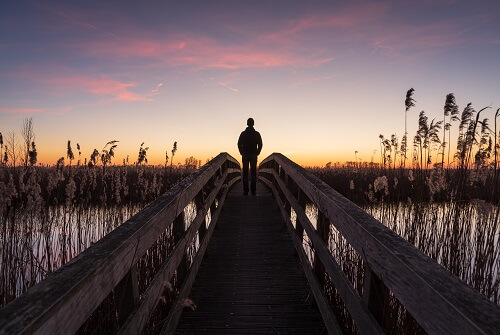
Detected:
left=1, top=0, right=499, bottom=166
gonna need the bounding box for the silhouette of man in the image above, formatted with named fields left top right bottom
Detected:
left=238, top=118, right=262, bottom=196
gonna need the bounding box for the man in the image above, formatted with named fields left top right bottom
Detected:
left=238, top=118, right=263, bottom=196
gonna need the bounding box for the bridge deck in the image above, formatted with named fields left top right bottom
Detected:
left=175, top=181, right=326, bottom=334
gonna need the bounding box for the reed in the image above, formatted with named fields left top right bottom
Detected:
left=0, top=164, right=190, bottom=308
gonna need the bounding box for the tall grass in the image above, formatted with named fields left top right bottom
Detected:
left=307, top=90, right=499, bottom=333
left=0, top=164, right=190, bottom=307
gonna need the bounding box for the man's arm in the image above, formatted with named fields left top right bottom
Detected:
left=256, top=132, right=262, bottom=155
left=237, top=132, right=244, bottom=155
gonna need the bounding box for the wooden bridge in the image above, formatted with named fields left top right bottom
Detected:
left=0, top=153, right=499, bottom=334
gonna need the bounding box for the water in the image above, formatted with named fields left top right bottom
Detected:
left=0, top=199, right=208, bottom=306
left=294, top=200, right=499, bottom=304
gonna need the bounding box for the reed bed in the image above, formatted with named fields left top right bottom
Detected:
left=304, top=90, right=499, bottom=333
left=0, top=165, right=190, bottom=308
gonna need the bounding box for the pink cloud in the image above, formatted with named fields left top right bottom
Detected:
left=261, top=3, right=389, bottom=42
left=74, top=33, right=334, bottom=70
left=0, top=108, right=46, bottom=114
left=369, top=21, right=471, bottom=58
left=46, top=76, right=152, bottom=101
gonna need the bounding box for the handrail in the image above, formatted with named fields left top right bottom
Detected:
left=0, top=153, right=241, bottom=335
left=259, top=153, right=500, bottom=335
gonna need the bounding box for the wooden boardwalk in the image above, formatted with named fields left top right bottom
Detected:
left=175, top=181, right=326, bottom=334
left=1, top=153, right=498, bottom=335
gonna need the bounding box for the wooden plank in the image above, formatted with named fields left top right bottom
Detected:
left=160, top=177, right=234, bottom=334
left=363, top=264, right=390, bottom=328
left=118, top=171, right=236, bottom=334
left=115, top=266, right=140, bottom=328
left=0, top=153, right=240, bottom=335
left=260, top=153, right=500, bottom=335
left=260, top=177, right=342, bottom=335
left=176, top=182, right=327, bottom=334
left=267, top=170, right=383, bottom=334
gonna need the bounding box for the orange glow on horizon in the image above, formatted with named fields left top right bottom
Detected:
left=35, top=148, right=358, bottom=168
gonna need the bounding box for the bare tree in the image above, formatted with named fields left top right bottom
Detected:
left=20, top=117, right=35, bottom=166
left=0, top=132, right=3, bottom=166
left=5, top=131, right=20, bottom=168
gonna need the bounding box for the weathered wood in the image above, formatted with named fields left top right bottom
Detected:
left=173, top=212, right=188, bottom=286
left=115, top=266, right=140, bottom=328
left=260, top=153, right=500, bottom=334
left=363, top=264, right=389, bottom=328
left=264, top=168, right=383, bottom=334
left=314, top=211, right=328, bottom=286
left=118, top=170, right=235, bottom=334
left=161, top=177, right=234, bottom=334
left=260, top=177, right=342, bottom=334
left=0, top=153, right=240, bottom=335
left=176, top=181, right=327, bottom=334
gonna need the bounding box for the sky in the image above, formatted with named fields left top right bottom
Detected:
left=1, top=0, right=499, bottom=167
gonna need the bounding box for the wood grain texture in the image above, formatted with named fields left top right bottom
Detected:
left=260, top=153, right=500, bottom=335
left=175, top=182, right=327, bottom=334
left=119, top=171, right=237, bottom=334
left=260, top=177, right=342, bottom=334
left=264, top=170, right=383, bottom=334
left=161, top=177, right=236, bottom=334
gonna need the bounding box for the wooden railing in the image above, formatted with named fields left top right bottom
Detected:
left=259, top=153, right=500, bottom=335
left=0, top=153, right=240, bottom=335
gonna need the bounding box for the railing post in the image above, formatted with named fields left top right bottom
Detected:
left=295, top=188, right=306, bottom=238
left=363, top=264, right=389, bottom=328
left=196, top=190, right=207, bottom=240
left=115, top=265, right=139, bottom=328
left=284, top=174, right=292, bottom=219
left=210, top=192, right=217, bottom=225
left=173, top=212, right=188, bottom=286
left=314, top=211, right=329, bottom=287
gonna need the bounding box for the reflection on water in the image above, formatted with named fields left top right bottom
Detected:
left=290, top=208, right=297, bottom=228
left=0, top=203, right=144, bottom=303
left=303, top=203, right=318, bottom=266
left=305, top=203, right=318, bottom=229
left=296, top=200, right=499, bottom=304
left=184, top=201, right=198, bottom=267
left=364, top=201, right=499, bottom=281
left=0, top=199, right=211, bottom=306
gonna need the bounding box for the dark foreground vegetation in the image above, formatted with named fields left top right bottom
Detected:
left=306, top=89, right=499, bottom=334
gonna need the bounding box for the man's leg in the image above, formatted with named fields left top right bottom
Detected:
left=242, top=155, right=249, bottom=195
left=250, top=155, right=257, bottom=195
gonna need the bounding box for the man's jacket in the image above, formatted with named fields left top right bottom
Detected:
left=238, top=127, right=262, bottom=156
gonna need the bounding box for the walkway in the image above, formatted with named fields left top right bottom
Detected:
left=175, top=181, right=326, bottom=334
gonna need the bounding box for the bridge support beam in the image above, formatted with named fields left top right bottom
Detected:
left=173, top=212, right=188, bottom=287
left=363, top=264, right=389, bottom=328
left=116, top=266, right=139, bottom=328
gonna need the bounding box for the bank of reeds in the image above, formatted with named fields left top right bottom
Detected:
left=0, top=164, right=190, bottom=308
left=305, top=91, right=499, bottom=333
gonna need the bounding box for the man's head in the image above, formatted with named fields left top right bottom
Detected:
left=247, top=118, right=254, bottom=127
